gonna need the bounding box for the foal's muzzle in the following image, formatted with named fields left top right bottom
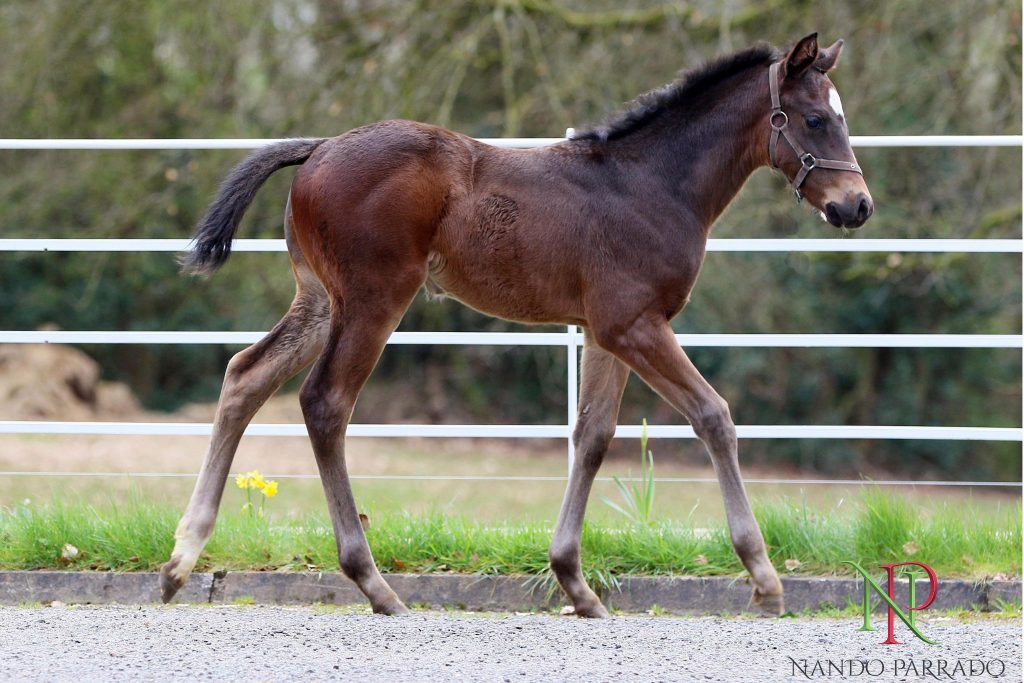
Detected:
left=824, top=193, right=873, bottom=229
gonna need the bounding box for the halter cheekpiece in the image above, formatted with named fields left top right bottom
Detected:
left=768, top=61, right=863, bottom=201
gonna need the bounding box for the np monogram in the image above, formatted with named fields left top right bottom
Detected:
left=843, top=561, right=939, bottom=645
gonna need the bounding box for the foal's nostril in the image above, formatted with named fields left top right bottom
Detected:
left=856, top=196, right=873, bottom=224
left=824, top=202, right=843, bottom=227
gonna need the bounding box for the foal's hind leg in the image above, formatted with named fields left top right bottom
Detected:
left=298, top=269, right=425, bottom=616
left=549, top=330, right=630, bottom=618
left=598, top=315, right=784, bottom=615
left=160, top=282, right=328, bottom=601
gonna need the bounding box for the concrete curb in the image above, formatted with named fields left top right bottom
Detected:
left=0, top=571, right=1018, bottom=614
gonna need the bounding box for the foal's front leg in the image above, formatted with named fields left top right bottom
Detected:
left=601, top=314, right=784, bottom=615
left=549, top=332, right=630, bottom=617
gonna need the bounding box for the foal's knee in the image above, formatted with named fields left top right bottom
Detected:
left=691, top=396, right=736, bottom=453
left=571, top=418, right=616, bottom=473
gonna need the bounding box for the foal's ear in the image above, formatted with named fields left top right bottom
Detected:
left=783, top=32, right=819, bottom=78
left=814, top=39, right=844, bottom=72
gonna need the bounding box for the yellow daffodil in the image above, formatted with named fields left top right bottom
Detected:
left=247, top=470, right=266, bottom=490
left=235, top=469, right=278, bottom=518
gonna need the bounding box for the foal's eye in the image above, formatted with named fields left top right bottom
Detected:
left=805, top=115, right=824, bottom=130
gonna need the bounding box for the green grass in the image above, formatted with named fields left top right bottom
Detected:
left=4, top=433, right=1019, bottom=527
left=0, top=492, right=1018, bottom=594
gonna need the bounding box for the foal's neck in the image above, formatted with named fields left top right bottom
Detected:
left=645, top=66, right=771, bottom=231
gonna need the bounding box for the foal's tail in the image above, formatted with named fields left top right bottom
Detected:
left=180, top=137, right=329, bottom=275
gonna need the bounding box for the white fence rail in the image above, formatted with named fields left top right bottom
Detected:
left=2, top=237, right=1021, bottom=253
left=1, top=421, right=1019, bottom=442
left=2, top=135, right=1021, bottom=149
left=1, top=135, right=1021, bottom=488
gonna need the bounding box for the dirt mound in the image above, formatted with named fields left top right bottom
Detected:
left=0, top=344, right=141, bottom=420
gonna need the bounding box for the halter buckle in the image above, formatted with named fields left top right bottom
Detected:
left=800, top=153, right=817, bottom=169
left=769, top=110, right=788, bottom=131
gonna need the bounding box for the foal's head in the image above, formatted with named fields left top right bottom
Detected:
left=769, top=33, right=874, bottom=229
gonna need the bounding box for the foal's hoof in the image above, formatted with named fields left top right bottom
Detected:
left=571, top=602, right=611, bottom=619
left=750, top=589, right=785, bottom=617
left=159, top=561, right=186, bottom=604
left=373, top=599, right=411, bottom=616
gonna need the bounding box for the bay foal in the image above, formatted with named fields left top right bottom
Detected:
left=161, top=33, right=873, bottom=616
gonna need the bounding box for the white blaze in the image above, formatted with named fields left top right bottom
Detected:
left=828, top=88, right=845, bottom=119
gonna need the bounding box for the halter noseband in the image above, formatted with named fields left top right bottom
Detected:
left=768, top=61, right=863, bottom=202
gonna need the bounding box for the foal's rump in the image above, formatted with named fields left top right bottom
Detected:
left=286, top=121, right=455, bottom=286
left=181, top=119, right=455, bottom=282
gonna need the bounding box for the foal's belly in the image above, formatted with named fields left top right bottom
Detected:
left=425, top=247, right=583, bottom=325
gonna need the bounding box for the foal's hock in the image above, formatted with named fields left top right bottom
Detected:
left=161, top=33, right=872, bottom=617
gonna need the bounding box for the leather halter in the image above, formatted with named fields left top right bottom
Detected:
left=768, top=61, right=863, bottom=201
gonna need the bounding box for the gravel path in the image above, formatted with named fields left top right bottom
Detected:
left=0, top=605, right=1018, bottom=682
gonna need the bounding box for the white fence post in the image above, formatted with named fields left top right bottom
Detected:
left=566, top=325, right=579, bottom=473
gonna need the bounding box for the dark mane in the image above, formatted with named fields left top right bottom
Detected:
left=571, top=43, right=780, bottom=142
